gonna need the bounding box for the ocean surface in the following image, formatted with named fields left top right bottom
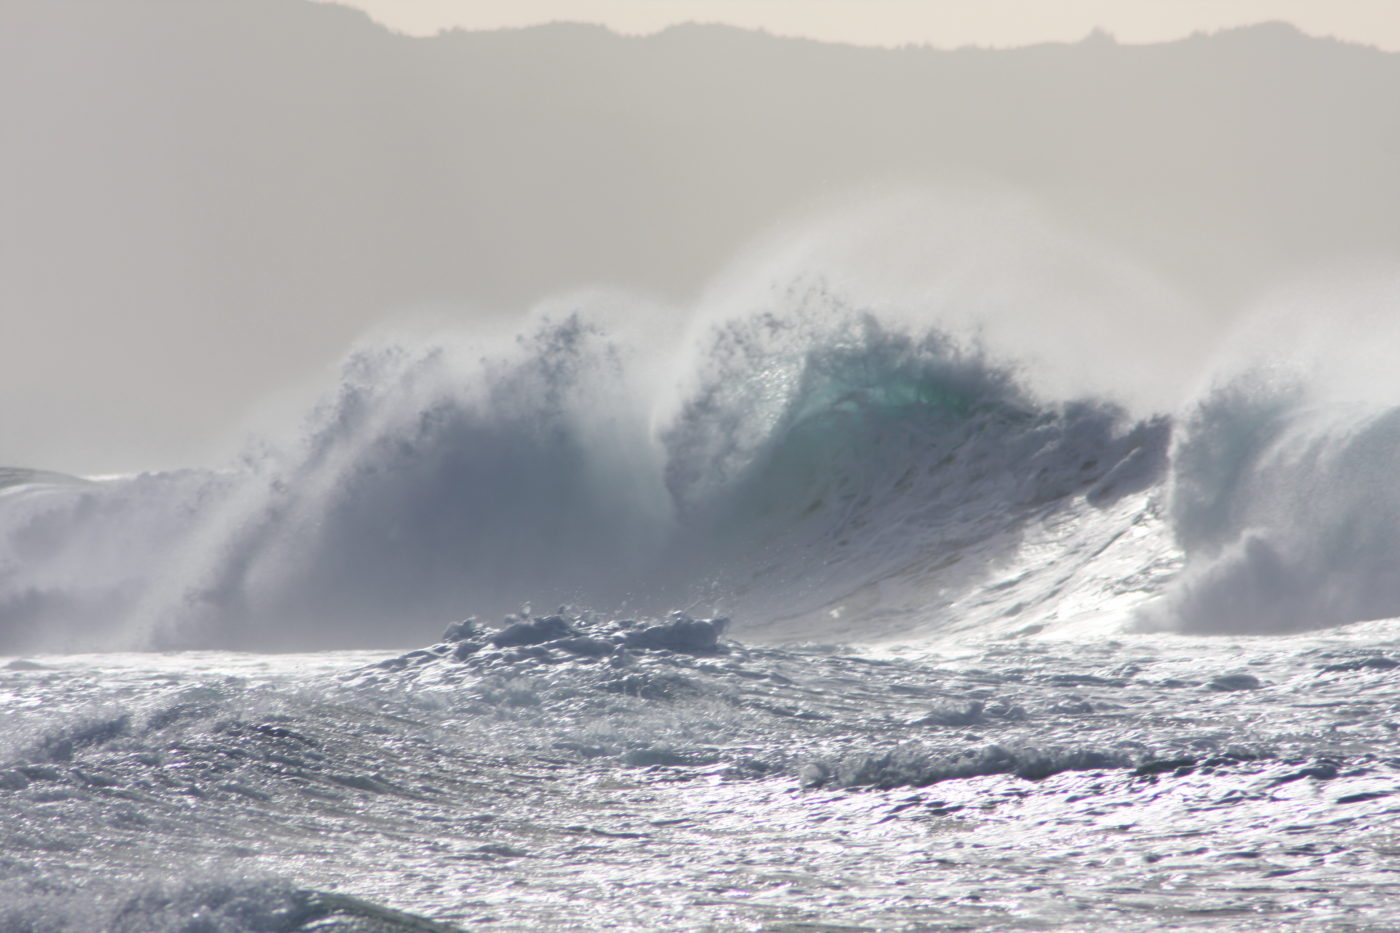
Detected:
left=3, top=274, right=1400, bottom=930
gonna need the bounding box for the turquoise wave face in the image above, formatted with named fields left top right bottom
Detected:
left=661, top=311, right=1035, bottom=515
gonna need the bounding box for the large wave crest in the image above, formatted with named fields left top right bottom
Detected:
left=0, top=287, right=1168, bottom=651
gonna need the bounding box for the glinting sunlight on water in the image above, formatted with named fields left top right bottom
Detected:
left=3, top=3, right=1400, bottom=931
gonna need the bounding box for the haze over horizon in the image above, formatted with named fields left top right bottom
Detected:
left=316, top=0, right=1400, bottom=51
left=4, top=0, right=1400, bottom=474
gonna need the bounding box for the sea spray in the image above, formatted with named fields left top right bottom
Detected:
left=0, top=293, right=1166, bottom=651
left=5, top=252, right=1399, bottom=649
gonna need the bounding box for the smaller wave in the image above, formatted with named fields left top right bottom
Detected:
left=1146, top=371, right=1400, bottom=634
left=799, top=743, right=1136, bottom=790
left=0, top=876, right=461, bottom=933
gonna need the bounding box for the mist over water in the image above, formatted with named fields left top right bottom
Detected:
left=3, top=196, right=1397, bottom=652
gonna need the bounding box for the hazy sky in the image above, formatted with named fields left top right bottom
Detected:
left=319, top=0, right=1400, bottom=49
left=6, top=0, right=1399, bottom=474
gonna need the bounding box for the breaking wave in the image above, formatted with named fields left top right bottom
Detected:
left=2, top=240, right=1398, bottom=651
left=0, top=280, right=1169, bottom=651
left=1146, top=374, right=1400, bottom=634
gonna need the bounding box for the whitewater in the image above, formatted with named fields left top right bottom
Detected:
left=2, top=205, right=1399, bottom=931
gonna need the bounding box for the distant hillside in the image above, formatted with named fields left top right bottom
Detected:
left=3, top=1, right=1397, bottom=470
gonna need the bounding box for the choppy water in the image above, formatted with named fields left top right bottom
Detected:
left=2, top=609, right=1397, bottom=931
